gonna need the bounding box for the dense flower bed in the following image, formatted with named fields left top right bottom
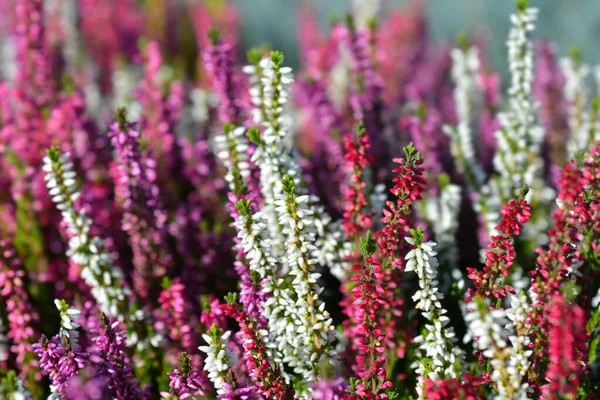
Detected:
left=0, top=0, right=599, bottom=399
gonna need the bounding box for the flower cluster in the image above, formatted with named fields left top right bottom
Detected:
left=2, top=0, right=600, bottom=398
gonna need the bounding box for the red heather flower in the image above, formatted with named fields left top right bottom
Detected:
left=378, top=143, right=426, bottom=269
left=220, top=296, right=293, bottom=399
left=423, top=376, right=482, bottom=400
left=343, top=123, right=376, bottom=238
left=0, top=237, right=40, bottom=382
left=346, top=231, right=393, bottom=400
left=467, top=188, right=532, bottom=303
left=32, top=334, right=89, bottom=396
left=109, top=111, right=172, bottom=302
left=541, top=293, right=588, bottom=399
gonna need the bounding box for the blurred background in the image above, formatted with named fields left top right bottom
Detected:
left=231, top=0, right=600, bottom=79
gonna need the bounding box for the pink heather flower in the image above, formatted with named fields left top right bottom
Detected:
left=200, top=295, right=228, bottom=331
left=0, top=237, right=40, bottom=382
left=161, top=352, right=206, bottom=399
left=32, top=334, right=89, bottom=395
left=109, top=112, right=172, bottom=301
left=155, top=278, right=202, bottom=369
left=467, top=190, right=532, bottom=303
left=220, top=297, right=293, bottom=399
left=343, top=123, right=375, bottom=238
left=541, top=293, right=588, bottom=398
left=217, top=381, right=258, bottom=400
left=311, top=377, right=347, bottom=400
left=91, top=314, right=145, bottom=399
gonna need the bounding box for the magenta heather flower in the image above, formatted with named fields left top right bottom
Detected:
left=91, top=313, right=145, bottom=399
left=109, top=110, right=172, bottom=301
left=161, top=352, right=206, bottom=399
left=203, top=30, right=244, bottom=125
left=0, top=237, right=40, bottom=382
left=311, top=377, right=348, bottom=400
left=32, top=334, right=89, bottom=395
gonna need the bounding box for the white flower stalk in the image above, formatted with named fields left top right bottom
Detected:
left=423, top=178, right=462, bottom=267
left=505, top=292, right=534, bottom=389
left=54, top=299, right=81, bottom=349
left=493, top=4, right=544, bottom=196
left=0, top=317, right=8, bottom=363
left=215, top=124, right=252, bottom=195
left=352, top=0, right=381, bottom=30
left=445, top=44, right=485, bottom=191
left=43, top=149, right=130, bottom=320
left=465, top=299, right=530, bottom=400
left=43, top=148, right=153, bottom=349
left=273, top=176, right=337, bottom=387
left=404, top=229, right=464, bottom=398
left=234, top=199, right=293, bottom=371
left=245, top=53, right=350, bottom=278
left=199, top=325, right=237, bottom=396
left=561, top=51, right=590, bottom=154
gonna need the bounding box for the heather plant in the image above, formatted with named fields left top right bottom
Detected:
left=1, top=0, right=600, bottom=399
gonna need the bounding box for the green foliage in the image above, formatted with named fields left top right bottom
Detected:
left=282, top=175, right=295, bottom=196
left=360, top=230, right=377, bottom=258
left=409, top=227, right=425, bottom=246
left=207, top=28, right=221, bottom=46
left=235, top=199, right=252, bottom=218
left=116, top=108, right=128, bottom=131
left=246, top=126, right=262, bottom=146
left=224, top=292, right=238, bottom=305
left=177, top=352, right=192, bottom=377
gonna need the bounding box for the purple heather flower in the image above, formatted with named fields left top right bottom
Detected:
left=63, top=368, right=109, bottom=400
left=218, top=381, right=258, bottom=400
left=91, top=313, right=145, bottom=399
left=311, top=377, right=348, bottom=400
left=202, top=31, right=245, bottom=125
left=32, top=335, right=89, bottom=395
left=160, top=352, right=207, bottom=399
left=109, top=111, right=172, bottom=301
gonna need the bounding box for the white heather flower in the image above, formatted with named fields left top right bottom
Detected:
left=352, top=0, right=381, bottom=30
left=273, top=179, right=337, bottom=390
left=214, top=125, right=252, bottom=193
left=465, top=299, right=530, bottom=399
left=54, top=299, right=81, bottom=348
left=245, top=55, right=350, bottom=279
left=43, top=150, right=151, bottom=348
left=423, top=182, right=462, bottom=267
left=404, top=234, right=464, bottom=398
left=199, top=327, right=237, bottom=395
left=450, top=46, right=481, bottom=128
left=493, top=5, right=545, bottom=196
left=0, top=317, right=8, bottom=363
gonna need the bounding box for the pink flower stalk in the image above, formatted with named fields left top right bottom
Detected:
left=136, top=41, right=183, bottom=185
left=203, top=30, right=244, bottom=125
left=161, top=352, right=206, bottom=399
left=92, top=313, right=145, bottom=399
left=200, top=295, right=228, bottom=332
left=155, top=278, right=202, bottom=369
left=32, top=334, right=89, bottom=396
left=0, top=237, right=40, bottom=382
left=534, top=42, right=570, bottom=169
left=467, top=187, right=532, bottom=303
left=343, top=123, right=375, bottom=239
left=378, top=143, right=426, bottom=269
left=541, top=293, right=588, bottom=399
left=220, top=296, right=293, bottom=399
left=109, top=111, right=172, bottom=301
left=347, top=231, right=393, bottom=400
